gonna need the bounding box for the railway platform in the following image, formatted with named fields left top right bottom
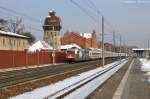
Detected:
left=120, top=58, right=150, bottom=99
left=0, top=63, right=65, bottom=73
left=87, top=58, right=150, bottom=99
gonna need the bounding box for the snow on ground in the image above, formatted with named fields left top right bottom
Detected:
left=139, top=58, right=150, bottom=83
left=10, top=59, right=127, bottom=99
left=64, top=59, right=127, bottom=99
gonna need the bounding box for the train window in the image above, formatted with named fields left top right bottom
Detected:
left=67, top=50, right=74, bottom=54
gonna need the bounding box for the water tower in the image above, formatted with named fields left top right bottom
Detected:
left=43, top=11, right=62, bottom=50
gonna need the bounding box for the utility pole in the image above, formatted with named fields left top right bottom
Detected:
left=123, top=40, right=126, bottom=53
left=113, top=31, right=116, bottom=52
left=119, top=35, right=122, bottom=60
left=148, top=37, right=149, bottom=49
left=102, top=16, right=105, bottom=67
left=52, top=26, right=55, bottom=65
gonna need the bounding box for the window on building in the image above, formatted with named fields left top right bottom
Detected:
left=54, top=32, right=57, bottom=36
left=9, top=39, right=12, bottom=46
left=47, top=32, right=49, bottom=36
left=45, top=32, right=47, bottom=36
left=23, top=41, right=25, bottom=47
left=18, top=41, right=20, bottom=46
left=3, top=39, right=5, bottom=46
left=14, top=40, right=15, bottom=46
left=50, top=42, right=53, bottom=46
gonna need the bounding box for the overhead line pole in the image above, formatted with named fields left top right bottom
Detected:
left=102, top=16, right=105, bottom=67
left=113, top=31, right=116, bottom=52
left=119, top=35, right=122, bottom=60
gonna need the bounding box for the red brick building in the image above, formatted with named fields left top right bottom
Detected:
left=61, top=30, right=99, bottom=48
left=104, top=43, right=113, bottom=51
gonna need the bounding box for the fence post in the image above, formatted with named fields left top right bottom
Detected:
left=25, top=50, right=28, bottom=68
left=37, top=51, right=40, bottom=66
left=12, top=51, right=15, bottom=67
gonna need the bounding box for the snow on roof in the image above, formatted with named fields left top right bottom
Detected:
left=0, top=30, right=28, bottom=38
left=61, top=43, right=81, bottom=50
left=132, top=48, right=150, bottom=51
left=49, top=10, right=55, bottom=13
left=87, top=48, right=102, bottom=51
left=46, top=15, right=51, bottom=18
left=28, top=41, right=53, bottom=52
left=80, top=33, right=92, bottom=39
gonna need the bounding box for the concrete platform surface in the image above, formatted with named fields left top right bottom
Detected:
left=87, top=58, right=150, bottom=99
left=121, top=58, right=150, bottom=99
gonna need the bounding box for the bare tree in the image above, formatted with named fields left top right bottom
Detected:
left=9, top=17, right=36, bottom=44
left=9, top=17, right=25, bottom=34
left=22, top=32, right=36, bottom=44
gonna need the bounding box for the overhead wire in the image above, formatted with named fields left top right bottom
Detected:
left=6, top=20, right=43, bottom=32
left=86, top=0, right=117, bottom=34
left=70, top=0, right=123, bottom=46
left=0, top=6, right=43, bottom=32
left=70, top=0, right=98, bottom=22
left=86, top=0, right=123, bottom=46
left=0, top=5, right=42, bottom=23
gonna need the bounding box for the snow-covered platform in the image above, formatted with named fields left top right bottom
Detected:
left=0, top=63, right=65, bottom=73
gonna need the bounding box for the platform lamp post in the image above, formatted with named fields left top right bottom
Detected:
left=119, top=35, right=122, bottom=60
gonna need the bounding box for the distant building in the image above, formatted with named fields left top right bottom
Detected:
left=61, top=30, right=99, bottom=49
left=104, top=43, right=113, bottom=51
left=0, top=30, right=29, bottom=51
left=132, top=48, right=150, bottom=59
left=43, top=11, right=62, bottom=50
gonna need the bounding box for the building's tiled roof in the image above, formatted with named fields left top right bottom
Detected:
left=0, top=30, right=29, bottom=38
left=132, top=48, right=150, bottom=51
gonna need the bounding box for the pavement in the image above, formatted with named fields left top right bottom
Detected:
left=121, top=58, right=150, bottom=99
left=87, top=58, right=150, bottom=99
left=0, top=63, right=65, bottom=73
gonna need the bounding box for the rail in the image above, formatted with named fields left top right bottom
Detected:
left=44, top=59, right=128, bottom=99
left=0, top=60, right=102, bottom=88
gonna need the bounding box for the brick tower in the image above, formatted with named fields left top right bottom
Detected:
left=43, top=11, right=62, bottom=50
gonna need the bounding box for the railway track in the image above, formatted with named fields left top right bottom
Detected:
left=0, top=60, right=106, bottom=88
left=43, top=59, right=128, bottom=99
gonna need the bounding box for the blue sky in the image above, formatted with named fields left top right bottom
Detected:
left=0, top=0, right=150, bottom=47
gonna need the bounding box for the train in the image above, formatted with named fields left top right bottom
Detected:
left=65, top=48, right=127, bottom=62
